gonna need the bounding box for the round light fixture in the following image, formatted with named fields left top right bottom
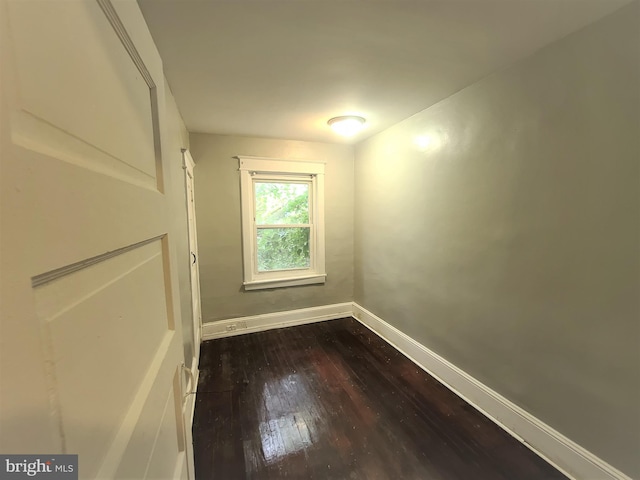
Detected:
left=327, top=116, right=366, bottom=137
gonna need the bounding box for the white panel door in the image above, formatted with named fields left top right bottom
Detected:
left=0, top=1, right=191, bottom=478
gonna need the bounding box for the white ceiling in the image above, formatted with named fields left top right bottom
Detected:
left=138, top=0, right=631, bottom=144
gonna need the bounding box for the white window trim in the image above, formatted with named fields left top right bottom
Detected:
left=237, top=156, right=326, bottom=290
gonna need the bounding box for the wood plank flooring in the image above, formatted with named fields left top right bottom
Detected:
left=193, top=317, right=567, bottom=480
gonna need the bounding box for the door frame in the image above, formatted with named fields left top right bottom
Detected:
left=182, top=148, right=202, bottom=377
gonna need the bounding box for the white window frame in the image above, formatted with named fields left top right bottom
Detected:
left=237, top=156, right=326, bottom=290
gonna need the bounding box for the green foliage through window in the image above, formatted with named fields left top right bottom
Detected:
left=257, top=228, right=310, bottom=271
left=254, top=181, right=311, bottom=272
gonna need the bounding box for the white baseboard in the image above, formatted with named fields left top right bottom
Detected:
left=351, top=302, right=632, bottom=480
left=201, top=302, right=353, bottom=340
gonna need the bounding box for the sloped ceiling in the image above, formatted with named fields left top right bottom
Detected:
left=138, top=0, right=631, bottom=144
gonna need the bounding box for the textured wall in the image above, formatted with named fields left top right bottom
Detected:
left=354, top=3, right=639, bottom=477
left=190, top=134, right=354, bottom=322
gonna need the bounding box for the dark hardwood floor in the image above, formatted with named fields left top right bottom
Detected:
left=194, top=318, right=567, bottom=480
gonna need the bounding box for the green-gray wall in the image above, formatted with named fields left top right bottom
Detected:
left=190, top=134, right=354, bottom=321
left=354, top=3, right=639, bottom=477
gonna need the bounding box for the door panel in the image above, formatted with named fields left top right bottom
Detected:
left=7, top=0, right=159, bottom=188
left=0, top=0, right=190, bottom=478
left=33, top=240, right=171, bottom=478
left=144, top=382, right=184, bottom=479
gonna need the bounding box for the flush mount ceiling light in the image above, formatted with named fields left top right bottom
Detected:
left=327, top=116, right=366, bottom=137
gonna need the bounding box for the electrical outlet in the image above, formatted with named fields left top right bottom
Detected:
left=226, top=321, right=247, bottom=332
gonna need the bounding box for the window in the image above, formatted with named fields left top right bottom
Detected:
left=237, top=156, right=326, bottom=290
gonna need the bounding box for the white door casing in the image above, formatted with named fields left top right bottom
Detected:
left=179, top=148, right=202, bottom=480
left=182, top=148, right=202, bottom=377
left=0, top=0, right=193, bottom=478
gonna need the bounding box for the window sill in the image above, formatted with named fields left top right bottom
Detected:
left=243, top=274, right=326, bottom=291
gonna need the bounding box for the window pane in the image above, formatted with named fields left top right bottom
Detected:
left=257, top=228, right=310, bottom=272
left=255, top=182, right=309, bottom=225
